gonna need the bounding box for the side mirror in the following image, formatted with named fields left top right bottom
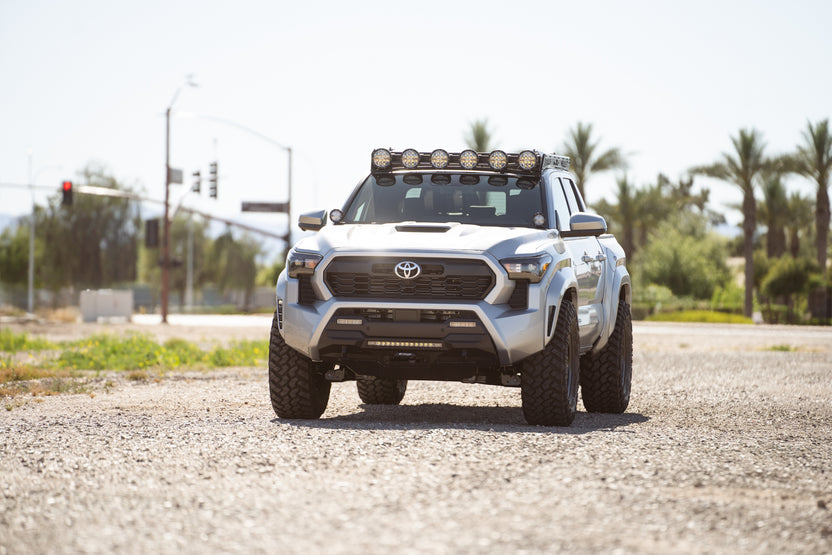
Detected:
left=298, top=210, right=327, bottom=231
left=560, top=212, right=607, bottom=238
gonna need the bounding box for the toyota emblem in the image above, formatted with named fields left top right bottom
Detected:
left=394, top=261, right=421, bottom=279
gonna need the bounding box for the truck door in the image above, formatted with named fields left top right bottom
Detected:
left=553, top=177, right=606, bottom=349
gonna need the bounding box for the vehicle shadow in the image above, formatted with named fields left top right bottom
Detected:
left=271, top=404, right=649, bottom=434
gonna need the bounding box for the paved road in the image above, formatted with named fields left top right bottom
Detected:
left=1, top=322, right=831, bottom=553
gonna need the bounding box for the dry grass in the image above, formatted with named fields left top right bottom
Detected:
left=0, top=364, right=83, bottom=399
left=37, top=307, right=81, bottom=323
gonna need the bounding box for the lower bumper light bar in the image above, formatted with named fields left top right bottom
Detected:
left=367, top=340, right=443, bottom=349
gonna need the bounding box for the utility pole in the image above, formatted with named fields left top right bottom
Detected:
left=162, top=105, right=171, bottom=323
left=161, top=76, right=197, bottom=324
left=27, top=152, right=34, bottom=315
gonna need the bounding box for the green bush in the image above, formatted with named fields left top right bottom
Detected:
left=638, top=222, right=731, bottom=300
left=645, top=310, right=753, bottom=324
left=0, top=328, right=58, bottom=353
left=52, top=333, right=268, bottom=371
left=761, top=256, right=821, bottom=299
left=710, top=282, right=744, bottom=314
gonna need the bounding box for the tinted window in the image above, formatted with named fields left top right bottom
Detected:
left=562, top=178, right=584, bottom=212
left=343, top=174, right=547, bottom=228
left=549, top=177, right=571, bottom=230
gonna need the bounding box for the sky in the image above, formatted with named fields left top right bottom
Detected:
left=1, top=0, right=830, bottom=254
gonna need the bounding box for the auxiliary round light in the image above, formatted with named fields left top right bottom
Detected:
left=533, top=212, right=546, bottom=227
left=459, top=149, right=479, bottom=170
left=488, top=150, right=508, bottom=170
left=430, top=149, right=449, bottom=169
left=401, top=148, right=420, bottom=169
left=372, top=148, right=392, bottom=169
left=329, top=209, right=344, bottom=223
left=518, top=150, right=537, bottom=170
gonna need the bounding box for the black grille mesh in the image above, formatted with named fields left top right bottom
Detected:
left=325, top=257, right=494, bottom=300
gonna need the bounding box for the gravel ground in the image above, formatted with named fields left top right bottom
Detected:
left=1, top=321, right=831, bottom=554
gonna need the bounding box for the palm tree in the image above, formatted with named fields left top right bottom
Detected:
left=785, top=192, right=814, bottom=258
left=792, top=119, right=832, bottom=274
left=758, top=174, right=788, bottom=258
left=595, top=175, right=636, bottom=260
left=465, top=119, right=494, bottom=152
left=692, top=129, right=769, bottom=318
left=561, top=122, right=626, bottom=199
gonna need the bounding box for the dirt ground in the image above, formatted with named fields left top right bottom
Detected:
left=1, top=319, right=831, bottom=554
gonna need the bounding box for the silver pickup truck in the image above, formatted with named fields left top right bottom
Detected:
left=269, top=148, right=632, bottom=426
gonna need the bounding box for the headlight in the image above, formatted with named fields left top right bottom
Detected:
left=500, top=254, right=553, bottom=283
left=287, top=250, right=322, bottom=278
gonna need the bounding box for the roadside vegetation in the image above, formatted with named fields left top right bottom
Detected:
left=644, top=311, right=752, bottom=324
left=0, top=329, right=268, bottom=401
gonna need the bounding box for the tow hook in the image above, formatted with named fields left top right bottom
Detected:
left=325, top=367, right=346, bottom=382
left=501, top=370, right=521, bottom=387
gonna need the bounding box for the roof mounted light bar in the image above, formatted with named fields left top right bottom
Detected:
left=370, top=148, right=570, bottom=175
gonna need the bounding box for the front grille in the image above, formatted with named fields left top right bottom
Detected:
left=325, top=257, right=494, bottom=300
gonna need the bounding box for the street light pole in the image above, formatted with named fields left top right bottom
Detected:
left=162, top=105, right=172, bottom=323
left=177, top=112, right=294, bottom=248
left=27, top=152, right=34, bottom=315
left=161, top=76, right=197, bottom=324
left=286, top=146, right=293, bottom=247
left=25, top=154, right=61, bottom=316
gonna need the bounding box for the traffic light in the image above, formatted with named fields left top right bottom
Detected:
left=192, top=170, right=201, bottom=193
left=61, top=180, right=73, bottom=206
left=145, top=219, right=159, bottom=248
left=208, top=161, right=218, bottom=199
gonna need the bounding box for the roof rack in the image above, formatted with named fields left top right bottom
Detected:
left=370, top=148, right=570, bottom=176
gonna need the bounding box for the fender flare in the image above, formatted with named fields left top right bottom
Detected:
left=595, top=257, right=631, bottom=352
left=544, top=264, right=579, bottom=345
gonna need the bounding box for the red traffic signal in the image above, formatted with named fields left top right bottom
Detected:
left=61, top=180, right=73, bottom=206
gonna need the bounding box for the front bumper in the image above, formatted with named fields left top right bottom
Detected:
left=278, top=274, right=550, bottom=368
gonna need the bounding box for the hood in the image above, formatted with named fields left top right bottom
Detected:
left=293, top=223, right=554, bottom=259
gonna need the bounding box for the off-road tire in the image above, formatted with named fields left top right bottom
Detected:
left=580, top=299, right=632, bottom=413
left=356, top=376, right=407, bottom=405
left=521, top=299, right=580, bottom=426
left=268, top=313, right=331, bottom=419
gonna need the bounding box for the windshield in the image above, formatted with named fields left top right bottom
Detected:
left=343, top=173, right=546, bottom=228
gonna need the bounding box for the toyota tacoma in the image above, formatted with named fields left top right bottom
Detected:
left=269, top=148, right=632, bottom=426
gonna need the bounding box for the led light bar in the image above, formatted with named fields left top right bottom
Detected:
left=370, top=149, right=570, bottom=175
left=448, top=321, right=477, bottom=328
left=367, top=340, right=443, bottom=349
left=336, top=318, right=363, bottom=326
